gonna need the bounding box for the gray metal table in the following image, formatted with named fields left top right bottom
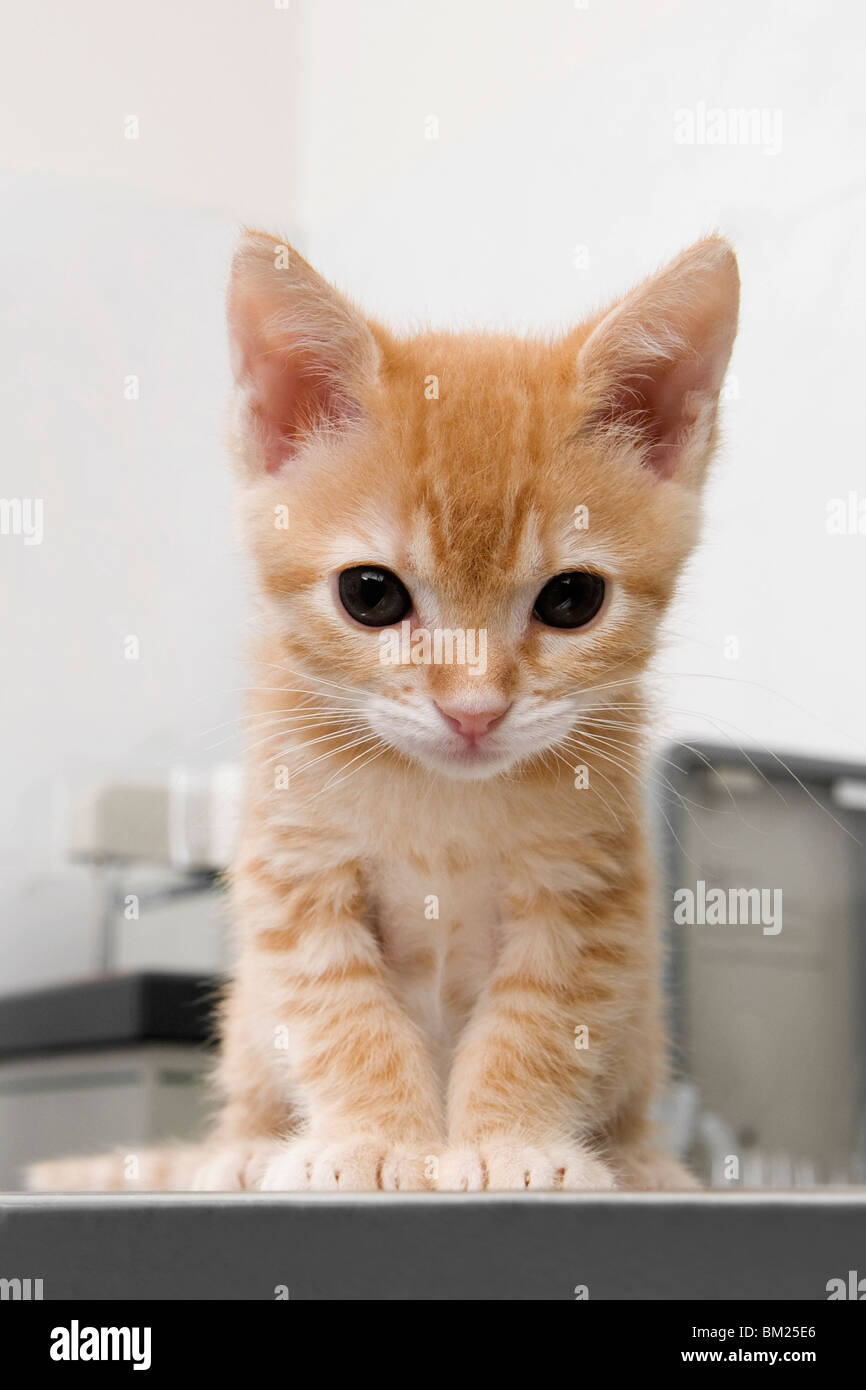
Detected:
left=2, top=1191, right=864, bottom=1300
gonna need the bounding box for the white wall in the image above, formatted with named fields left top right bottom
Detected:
left=1, top=0, right=864, bottom=991
left=0, top=1, right=306, bottom=989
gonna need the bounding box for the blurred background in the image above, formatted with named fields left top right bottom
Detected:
left=0, top=0, right=864, bottom=1188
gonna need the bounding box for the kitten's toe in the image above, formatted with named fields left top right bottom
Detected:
left=309, top=1139, right=383, bottom=1191
left=378, top=1146, right=436, bottom=1192
left=553, top=1146, right=617, bottom=1191
left=437, top=1142, right=617, bottom=1191
left=259, top=1136, right=426, bottom=1191
left=436, top=1147, right=488, bottom=1192
left=259, top=1140, right=318, bottom=1192
left=483, top=1144, right=563, bottom=1190
left=192, top=1143, right=277, bottom=1192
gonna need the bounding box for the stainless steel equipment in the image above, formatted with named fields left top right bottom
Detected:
left=658, top=744, right=866, bottom=1186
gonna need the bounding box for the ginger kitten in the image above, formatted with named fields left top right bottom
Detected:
left=32, top=233, right=738, bottom=1192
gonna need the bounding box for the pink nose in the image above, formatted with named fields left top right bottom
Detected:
left=435, top=702, right=511, bottom=742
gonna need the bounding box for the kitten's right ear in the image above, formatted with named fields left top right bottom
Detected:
left=574, top=237, right=739, bottom=488
left=227, top=232, right=381, bottom=476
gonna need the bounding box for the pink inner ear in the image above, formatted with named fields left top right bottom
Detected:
left=578, top=241, right=739, bottom=483
left=617, top=351, right=719, bottom=481
left=594, top=313, right=734, bottom=482
left=228, top=281, right=362, bottom=475
left=246, top=349, right=358, bottom=474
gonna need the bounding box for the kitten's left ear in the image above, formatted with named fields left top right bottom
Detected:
left=227, top=231, right=382, bottom=476
left=575, top=237, right=739, bottom=486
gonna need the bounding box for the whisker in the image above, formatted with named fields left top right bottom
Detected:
left=300, top=738, right=391, bottom=804
left=203, top=711, right=366, bottom=751
left=566, top=737, right=697, bottom=868
left=572, top=719, right=765, bottom=834
left=240, top=718, right=369, bottom=759
left=320, top=737, right=390, bottom=793
left=547, top=744, right=625, bottom=832
left=274, top=730, right=382, bottom=778
left=564, top=729, right=736, bottom=849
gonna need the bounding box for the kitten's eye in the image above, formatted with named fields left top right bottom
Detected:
left=533, top=571, right=606, bottom=629
left=338, top=565, right=413, bottom=627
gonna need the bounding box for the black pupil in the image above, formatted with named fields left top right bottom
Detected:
left=339, top=566, right=411, bottom=627
left=533, top=571, right=605, bottom=629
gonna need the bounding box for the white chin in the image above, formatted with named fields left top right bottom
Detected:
left=425, top=755, right=516, bottom=782
left=396, top=742, right=522, bottom=782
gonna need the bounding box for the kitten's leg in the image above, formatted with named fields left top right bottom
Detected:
left=29, top=856, right=444, bottom=1193
left=226, top=846, right=443, bottom=1191
left=189, top=965, right=302, bottom=1191
left=440, top=877, right=659, bottom=1191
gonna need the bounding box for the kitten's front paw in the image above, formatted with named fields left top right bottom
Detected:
left=191, top=1142, right=282, bottom=1192
left=437, top=1142, right=616, bottom=1192
left=259, top=1135, right=436, bottom=1192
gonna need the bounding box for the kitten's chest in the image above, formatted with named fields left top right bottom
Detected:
left=366, top=859, right=504, bottom=1059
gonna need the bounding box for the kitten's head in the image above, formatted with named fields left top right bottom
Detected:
left=228, top=233, right=738, bottom=782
